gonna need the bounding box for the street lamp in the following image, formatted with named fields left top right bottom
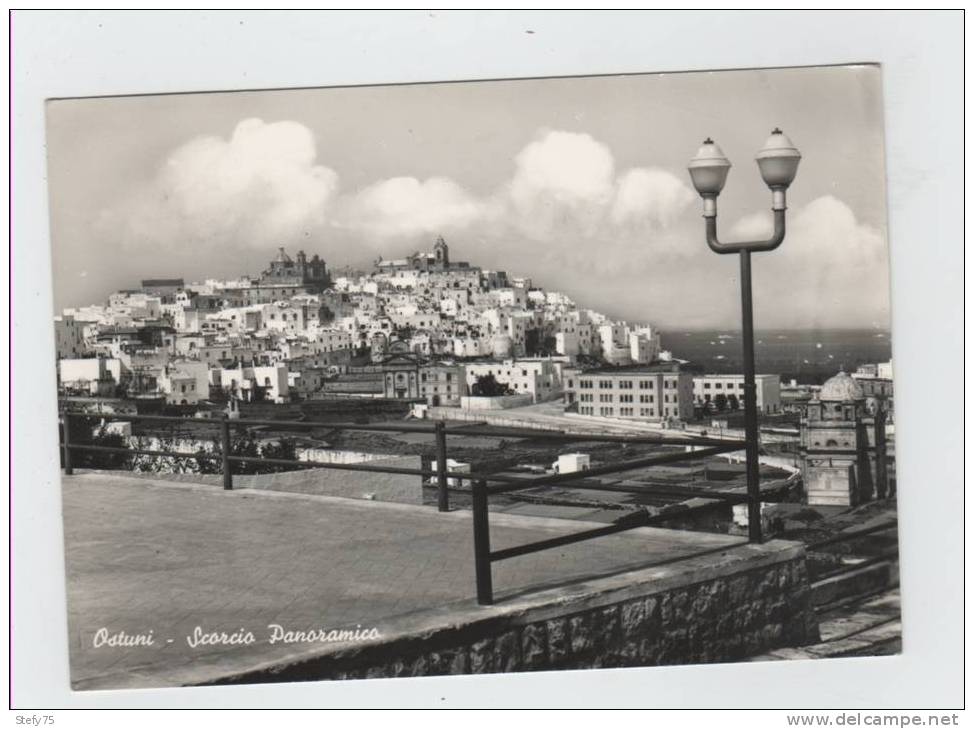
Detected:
left=687, top=129, right=801, bottom=543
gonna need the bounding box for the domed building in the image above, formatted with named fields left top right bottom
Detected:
left=800, top=371, right=890, bottom=507
left=818, top=371, right=865, bottom=402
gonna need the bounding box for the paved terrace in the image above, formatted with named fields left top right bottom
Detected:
left=62, top=472, right=748, bottom=690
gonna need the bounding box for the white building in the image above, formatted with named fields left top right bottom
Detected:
left=463, top=358, right=563, bottom=403
left=565, top=366, right=694, bottom=422
left=54, top=315, right=87, bottom=360
left=59, top=357, right=122, bottom=394
left=692, top=374, right=781, bottom=414
left=158, top=362, right=211, bottom=405
left=217, top=364, right=289, bottom=403
left=556, top=453, right=590, bottom=474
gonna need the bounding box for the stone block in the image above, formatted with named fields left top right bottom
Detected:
left=727, top=574, right=751, bottom=603
left=620, top=595, right=659, bottom=641
left=427, top=647, right=468, bottom=675
left=546, top=618, right=569, bottom=663
left=598, top=605, right=621, bottom=648
left=756, top=568, right=780, bottom=598
left=520, top=623, right=547, bottom=669
left=568, top=612, right=595, bottom=656
left=469, top=636, right=495, bottom=674
left=495, top=630, right=521, bottom=673
left=661, top=588, right=690, bottom=625
left=767, top=599, right=788, bottom=625
left=364, top=665, right=391, bottom=679
left=659, top=627, right=689, bottom=663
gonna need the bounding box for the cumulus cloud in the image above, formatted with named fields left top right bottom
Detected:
left=729, top=195, right=890, bottom=327
left=610, top=168, right=696, bottom=228
left=94, top=119, right=886, bottom=329
left=107, top=118, right=338, bottom=251
left=337, top=176, right=488, bottom=238
left=509, top=131, right=615, bottom=209
left=106, top=124, right=696, bottom=265
left=500, top=130, right=694, bottom=241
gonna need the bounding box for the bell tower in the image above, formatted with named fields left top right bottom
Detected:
left=434, top=236, right=449, bottom=268
left=800, top=371, right=887, bottom=507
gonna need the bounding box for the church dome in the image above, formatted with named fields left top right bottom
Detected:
left=819, top=371, right=864, bottom=402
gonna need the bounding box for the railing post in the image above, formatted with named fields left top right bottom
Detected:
left=220, top=415, right=233, bottom=491
left=435, top=420, right=449, bottom=512
left=471, top=479, right=493, bottom=605
left=62, top=412, right=73, bottom=476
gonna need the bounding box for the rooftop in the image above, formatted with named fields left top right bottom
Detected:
left=575, top=363, right=682, bottom=375
left=63, top=471, right=751, bottom=689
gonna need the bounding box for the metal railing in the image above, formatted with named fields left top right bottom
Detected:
left=59, top=406, right=755, bottom=605
left=806, top=520, right=899, bottom=586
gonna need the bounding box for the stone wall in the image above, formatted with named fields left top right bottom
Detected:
left=204, top=544, right=817, bottom=685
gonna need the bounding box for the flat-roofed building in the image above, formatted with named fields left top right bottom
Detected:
left=564, top=364, right=693, bottom=422
left=463, top=358, right=563, bottom=403
left=693, top=374, right=781, bottom=414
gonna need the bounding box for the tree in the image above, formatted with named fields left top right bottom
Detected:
left=727, top=394, right=740, bottom=411
left=63, top=415, right=131, bottom=470
left=714, top=393, right=728, bottom=412
left=471, top=374, right=513, bottom=397
left=195, top=436, right=222, bottom=474
left=260, top=438, right=302, bottom=473
left=230, top=435, right=262, bottom=475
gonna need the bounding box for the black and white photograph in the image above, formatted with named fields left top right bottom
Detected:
left=45, top=62, right=903, bottom=691
left=11, top=9, right=965, bottom=715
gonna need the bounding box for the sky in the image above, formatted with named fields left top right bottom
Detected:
left=45, top=65, right=891, bottom=330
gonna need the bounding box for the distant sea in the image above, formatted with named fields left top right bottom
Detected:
left=659, top=329, right=893, bottom=384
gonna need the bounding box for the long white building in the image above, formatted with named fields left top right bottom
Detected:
left=692, top=374, right=781, bottom=414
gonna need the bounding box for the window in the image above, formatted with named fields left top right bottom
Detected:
left=600, top=393, right=612, bottom=403
left=620, top=380, right=633, bottom=390
left=599, top=380, right=612, bottom=389
left=639, top=380, right=651, bottom=389
left=620, top=394, right=633, bottom=403
left=715, top=383, right=722, bottom=389
left=703, top=383, right=711, bottom=390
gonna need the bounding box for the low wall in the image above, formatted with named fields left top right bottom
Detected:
left=235, top=456, right=424, bottom=504
left=459, top=394, right=534, bottom=410
left=202, top=539, right=817, bottom=684
left=424, top=407, right=630, bottom=434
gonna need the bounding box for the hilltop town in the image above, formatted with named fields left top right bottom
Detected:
left=54, top=237, right=665, bottom=410
left=55, top=237, right=896, bottom=511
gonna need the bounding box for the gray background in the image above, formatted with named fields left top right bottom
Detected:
left=10, top=10, right=964, bottom=708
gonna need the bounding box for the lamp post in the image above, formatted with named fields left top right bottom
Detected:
left=687, top=129, right=801, bottom=543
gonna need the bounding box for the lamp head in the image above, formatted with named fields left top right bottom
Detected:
left=687, top=138, right=731, bottom=197
left=756, top=128, right=801, bottom=189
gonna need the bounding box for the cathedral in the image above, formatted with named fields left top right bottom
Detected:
left=374, top=236, right=476, bottom=274
left=259, top=248, right=330, bottom=289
